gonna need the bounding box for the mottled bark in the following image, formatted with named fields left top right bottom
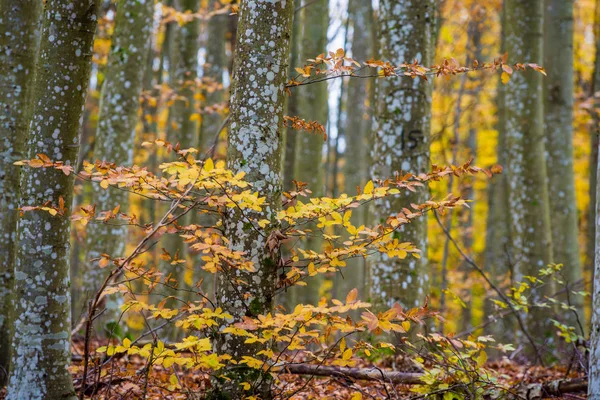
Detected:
left=504, top=0, right=553, bottom=350
left=214, top=0, right=293, bottom=397
left=543, top=0, right=583, bottom=328
left=162, top=0, right=200, bottom=310
left=290, top=0, right=329, bottom=305
left=200, top=0, right=228, bottom=151
left=283, top=0, right=302, bottom=192
left=587, top=0, right=600, bottom=309
left=589, top=109, right=600, bottom=400
left=484, top=2, right=514, bottom=352
left=0, top=0, right=41, bottom=386
left=7, top=1, right=98, bottom=398
left=336, top=0, right=374, bottom=301
left=80, top=0, right=154, bottom=326
left=369, top=0, right=436, bottom=310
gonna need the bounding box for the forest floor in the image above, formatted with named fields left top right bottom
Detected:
left=0, top=338, right=588, bottom=399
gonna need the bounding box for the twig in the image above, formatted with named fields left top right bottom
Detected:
left=433, top=211, right=544, bottom=366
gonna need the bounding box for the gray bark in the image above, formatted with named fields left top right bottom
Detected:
left=0, top=0, right=41, bottom=386
left=214, top=0, right=293, bottom=397
left=543, top=0, right=583, bottom=328
left=7, top=0, right=99, bottom=398
left=369, top=0, right=436, bottom=311
left=290, top=0, right=329, bottom=306
left=80, top=0, right=154, bottom=327
left=503, top=0, right=554, bottom=351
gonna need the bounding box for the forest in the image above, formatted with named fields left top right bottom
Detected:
left=1, top=0, right=600, bottom=398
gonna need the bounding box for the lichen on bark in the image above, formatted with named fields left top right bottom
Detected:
left=80, top=0, right=154, bottom=328
left=369, top=0, right=436, bottom=312
left=8, top=1, right=99, bottom=398
left=0, top=0, right=41, bottom=386
left=214, top=0, right=293, bottom=397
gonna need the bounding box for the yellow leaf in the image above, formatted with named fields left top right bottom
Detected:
left=346, top=288, right=358, bottom=304
left=501, top=72, right=510, bottom=84
left=351, top=393, right=363, bottom=400
left=100, top=179, right=109, bottom=189
left=204, top=158, right=214, bottom=172
left=364, top=180, right=374, bottom=195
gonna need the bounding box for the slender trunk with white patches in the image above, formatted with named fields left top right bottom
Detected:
left=7, top=1, right=99, bottom=398
left=543, top=0, right=583, bottom=330
left=0, top=0, right=41, bottom=386
left=503, top=0, right=554, bottom=354
left=80, top=0, right=154, bottom=329
left=290, top=0, right=329, bottom=306
left=336, top=0, right=374, bottom=302
left=214, top=0, right=293, bottom=397
left=369, top=0, right=436, bottom=313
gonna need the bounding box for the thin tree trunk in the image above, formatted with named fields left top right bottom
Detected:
left=369, top=0, right=436, bottom=311
left=283, top=0, right=302, bottom=192
left=504, top=0, right=554, bottom=354
left=587, top=0, right=600, bottom=319
left=0, top=0, right=41, bottom=386
left=588, top=1, right=600, bottom=393
left=336, top=0, right=373, bottom=302
left=290, top=0, right=329, bottom=305
left=161, top=0, right=201, bottom=313
left=8, top=1, right=98, bottom=397
left=544, top=0, right=583, bottom=329
left=484, top=0, right=514, bottom=353
left=200, top=0, right=228, bottom=152
left=80, top=0, right=154, bottom=329
left=214, top=0, right=293, bottom=397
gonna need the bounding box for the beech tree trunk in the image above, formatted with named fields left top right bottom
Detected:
left=337, top=0, right=374, bottom=301
left=290, top=0, right=329, bottom=305
left=200, top=0, right=228, bottom=152
left=214, top=0, right=293, bottom=397
left=161, top=0, right=201, bottom=310
left=369, top=0, right=436, bottom=310
left=503, top=0, right=554, bottom=351
left=588, top=1, right=600, bottom=394
left=283, top=0, right=302, bottom=193
left=0, top=0, right=41, bottom=386
left=7, top=1, right=98, bottom=398
left=543, top=0, right=583, bottom=328
left=80, top=0, right=154, bottom=327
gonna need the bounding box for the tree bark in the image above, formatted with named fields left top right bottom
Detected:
left=369, top=0, right=436, bottom=311
left=7, top=1, right=99, bottom=398
left=290, top=0, right=329, bottom=306
left=336, top=0, right=374, bottom=303
left=80, top=0, right=154, bottom=329
left=503, top=0, right=554, bottom=353
left=161, top=0, right=201, bottom=313
left=283, top=0, right=302, bottom=193
left=543, top=0, right=583, bottom=329
left=200, top=0, right=228, bottom=152
left=0, top=0, right=41, bottom=386
left=214, top=0, right=293, bottom=397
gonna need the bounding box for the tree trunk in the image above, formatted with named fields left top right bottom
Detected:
left=589, top=2, right=600, bottom=391
left=543, top=0, right=583, bottom=329
left=214, top=0, right=293, bottom=397
left=7, top=1, right=98, bottom=398
left=290, top=0, right=329, bottom=306
left=200, top=0, right=228, bottom=152
left=283, top=0, right=302, bottom=193
left=0, top=0, right=41, bottom=386
left=503, top=0, right=554, bottom=353
left=369, top=0, right=436, bottom=311
left=587, top=0, right=600, bottom=321
left=79, top=0, right=154, bottom=329
left=161, top=0, right=201, bottom=313
left=336, top=0, right=374, bottom=303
